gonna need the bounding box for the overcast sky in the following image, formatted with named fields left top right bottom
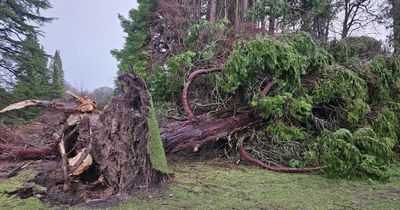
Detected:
left=40, top=0, right=138, bottom=91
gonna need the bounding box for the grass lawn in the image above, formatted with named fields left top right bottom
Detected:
left=1, top=160, right=399, bottom=209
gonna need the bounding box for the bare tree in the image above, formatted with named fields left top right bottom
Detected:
left=340, top=0, right=377, bottom=39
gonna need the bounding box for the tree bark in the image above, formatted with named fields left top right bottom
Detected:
left=89, top=74, right=168, bottom=195
left=391, top=0, right=400, bottom=54
left=161, top=110, right=263, bottom=153
left=242, top=0, right=249, bottom=22
left=268, top=15, right=276, bottom=36
left=209, top=0, right=217, bottom=22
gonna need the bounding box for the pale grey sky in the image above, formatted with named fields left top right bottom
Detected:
left=40, top=0, right=138, bottom=90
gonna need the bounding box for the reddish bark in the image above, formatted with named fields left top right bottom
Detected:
left=209, top=0, right=217, bottom=22
left=242, top=0, right=248, bottom=22
left=161, top=110, right=263, bottom=153
left=0, top=144, right=58, bottom=160
left=239, top=144, right=322, bottom=173
left=260, top=79, right=277, bottom=98
left=181, top=67, right=223, bottom=121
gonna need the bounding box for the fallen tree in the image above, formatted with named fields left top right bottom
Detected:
left=0, top=74, right=169, bottom=205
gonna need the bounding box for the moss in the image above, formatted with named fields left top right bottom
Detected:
left=0, top=170, right=47, bottom=210
left=0, top=194, right=46, bottom=210
left=0, top=170, right=39, bottom=193
left=147, top=97, right=169, bottom=173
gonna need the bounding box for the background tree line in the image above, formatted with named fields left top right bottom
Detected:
left=0, top=0, right=65, bottom=123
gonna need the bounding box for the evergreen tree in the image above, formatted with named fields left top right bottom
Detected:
left=49, top=50, right=65, bottom=98
left=0, top=0, right=53, bottom=84
left=111, top=0, right=158, bottom=79
left=12, top=35, right=51, bottom=120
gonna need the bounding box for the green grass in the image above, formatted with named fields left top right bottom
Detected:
left=0, top=170, right=48, bottom=210
left=1, top=161, right=399, bottom=209
left=118, top=161, right=400, bottom=210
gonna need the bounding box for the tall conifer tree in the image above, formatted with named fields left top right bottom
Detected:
left=49, top=50, right=65, bottom=98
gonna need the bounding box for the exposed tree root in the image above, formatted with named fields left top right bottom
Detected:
left=260, top=79, right=277, bottom=98
left=0, top=143, right=58, bottom=160
left=239, top=144, right=322, bottom=173
left=58, top=135, right=71, bottom=191
left=181, top=67, right=223, bottom=121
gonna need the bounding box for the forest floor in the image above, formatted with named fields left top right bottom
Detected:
left=0, top=158, right=399, bottom=209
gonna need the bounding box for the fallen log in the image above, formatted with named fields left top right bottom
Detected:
left=0, top=143, right=59, bottom=160
left=0, top=74, right=320, bottom=180
left=161, top=110, right=263, bottom=153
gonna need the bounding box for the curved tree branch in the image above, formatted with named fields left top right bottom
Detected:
left=260, top=79, right=277, bottom=98
left=182, top=67, right=223, bottom=121
left=239, top=144, right=322, bottom=173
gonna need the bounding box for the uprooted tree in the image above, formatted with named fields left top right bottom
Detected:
left=1, top=0, right=400, bottom=206
left=110, top=0, right=399, bottom=179
left=0, top=74, right=169, bottom=205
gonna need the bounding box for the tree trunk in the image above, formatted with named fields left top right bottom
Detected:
left=209, top=0, right=217, bottom=22
left=161, top=110, right=263, bottom=153
left=242, top=0, right=249, bottom=22
left=268, top=15, right=276, bottom=36
left=235, top=0, right=240, bottom=26
left=224, top=0, right=228, bottom=19
left=391, top=0, right=400, bottom=54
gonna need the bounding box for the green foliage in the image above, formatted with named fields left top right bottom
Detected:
left=252, top=92, right=312, bottom=121
left=185, top=19, right=227, bottom=47
left=346, top=99, right=370, bottom=124
left=373, top=108, right=398, bottom=149
left=3, top=36, right=53, bottom=122
left=49, top=50, right=65, bottom=98
left=289, top=96, right=313, bottom=121
left=0, top=0, right=53, bottom=83
left=111, top=0, right=157, bottom=79
left=147, top=97, right=169, bottom=173
left=252, top=92, right=292, bottom=118
left=223, top=32, right=331, bottom=93
left=266, top=122, right=307, bottom=142
left=312, top=65, right=367, bottom=103
left=311, top=65, right=369, bottom=124
left=330, top=41, right=349, bottom=63
left=368, top=55, right=391, bottom=103
left=150, top=51, right=196, bottom=100
left=329, top=37, right=382, bottom=63
left=318, top=128, right=393, bottom=179
left=250, top=0, right=290, bottom=22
